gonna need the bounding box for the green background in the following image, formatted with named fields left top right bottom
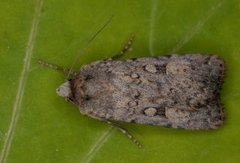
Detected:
left=1, top=0, right=240, bottom=162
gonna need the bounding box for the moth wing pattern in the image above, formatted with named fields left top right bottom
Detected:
left=70, top=54, right=225, bottom=129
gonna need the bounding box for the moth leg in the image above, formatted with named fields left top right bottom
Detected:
left=106, top=120, right=142, bottom=148
left=38, top=60, right=78, bottom=77
left=111, top=34, right=135, bottom=60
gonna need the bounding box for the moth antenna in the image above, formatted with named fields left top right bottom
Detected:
left=67, top=15, right=114, bottom=79
left=38, top=60, right=78, bottom=76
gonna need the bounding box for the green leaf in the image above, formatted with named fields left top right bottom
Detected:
left=1, top=0, right=240, bottom=162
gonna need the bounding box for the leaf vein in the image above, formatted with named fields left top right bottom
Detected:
left=81, top=127, right=114, bottom=163
left=0, top=0, right=43, bottom=162
left=169, top=0, right=224, bottom=53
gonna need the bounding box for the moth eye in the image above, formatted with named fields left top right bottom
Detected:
left=67, top=97, right=74, bottom=102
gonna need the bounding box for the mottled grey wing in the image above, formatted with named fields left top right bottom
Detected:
left=72, top=54, right=225, bottom=129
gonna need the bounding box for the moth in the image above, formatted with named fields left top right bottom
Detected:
left=39, top=36, right=225, bottom=147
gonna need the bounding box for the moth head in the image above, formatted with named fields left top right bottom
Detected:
left=56, top=80, right=73, bottom=102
